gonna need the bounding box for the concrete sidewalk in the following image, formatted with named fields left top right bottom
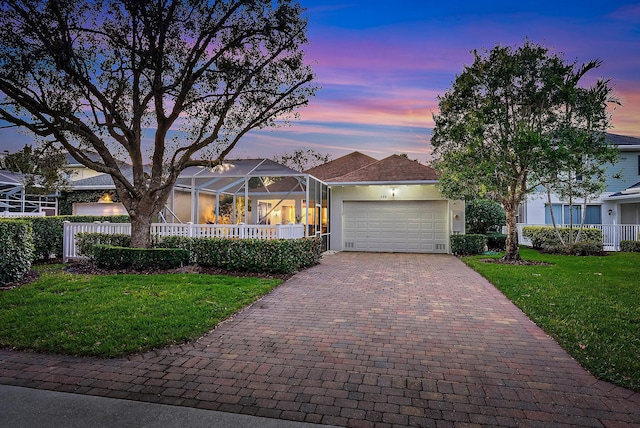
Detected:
left=0, top=384, right=328, bottom=427
left=1, top=252, right=639, bottom=427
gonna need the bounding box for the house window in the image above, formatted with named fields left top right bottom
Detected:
left=638, top=155, right=640, bottom=175
left=545, top=204, right=602, bottom=225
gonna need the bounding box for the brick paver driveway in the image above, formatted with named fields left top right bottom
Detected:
left=1, top=252, right=639, bottom=427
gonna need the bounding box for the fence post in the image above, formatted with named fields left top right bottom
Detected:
left=63, top=221, right=71, bottom=263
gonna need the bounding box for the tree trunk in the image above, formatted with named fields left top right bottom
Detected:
left=129, top=205, right=156, bottom=248
left=502, top=203, right=521, bottom=262
left=546, top=186, right=565, bottom=246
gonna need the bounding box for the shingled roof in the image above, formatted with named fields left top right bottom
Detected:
left=317, top=154, right=438, bottom=183
left=304, top=152, right=377, bottom=181
left=606, top=133, right=640, bottom=147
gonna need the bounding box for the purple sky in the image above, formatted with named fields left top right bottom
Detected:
left=1, top=1, right=639, bottom=163
left=233, top=0, right=640, bottom=162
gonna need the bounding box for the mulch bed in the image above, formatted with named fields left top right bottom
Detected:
left=1, top=262, right=293, bottom=290
left=0, top=271, right=40, bottom=291
left=64, top=260, right=294, bottom=281
left=478, top=258, right=553, bottom=266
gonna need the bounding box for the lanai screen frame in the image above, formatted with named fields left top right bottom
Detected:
left=168, top=159, right=330, bottom=240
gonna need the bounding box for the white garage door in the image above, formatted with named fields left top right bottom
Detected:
left=343, top=201, right=448, bottom=253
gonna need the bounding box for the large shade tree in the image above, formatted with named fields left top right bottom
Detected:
left=0, top=0, right=316, bottom=247
left=2, top=143, right=71, bottom=194
left=431, top=42, right=617, bottom=261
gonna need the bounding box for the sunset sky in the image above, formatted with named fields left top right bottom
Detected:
left=1, top=0, right=639, bottom=163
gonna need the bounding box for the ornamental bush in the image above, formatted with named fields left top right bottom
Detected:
left=0, top=220, right=34, bottom=284
left=541, top=240, right=604, bottom=256
left=465, top=199, right=506, bottom=234
left=522, top=226, right=602, bottom=249
left=92, top=245, right=189, bottom=270
left=450, top=234, right=487, bottom=256
left=620, top=240, right=640, bottom=252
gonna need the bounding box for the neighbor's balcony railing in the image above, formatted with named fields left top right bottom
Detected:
left=63, top=221, right=305, bottom=262
left=517, top=223, right=640, bottom=252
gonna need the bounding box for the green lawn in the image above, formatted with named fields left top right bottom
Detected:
left=0, top=265, right=281, bottom=357
left=464, top=248, right=640, bottom=392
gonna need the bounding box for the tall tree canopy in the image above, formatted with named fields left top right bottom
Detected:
left=1, top=144, right=71, bottom=194
left=0, top=0, right=316, bottom=247
left=431, top=42, right=617, bottom=261
left=272, top=148, right=331, bottom=172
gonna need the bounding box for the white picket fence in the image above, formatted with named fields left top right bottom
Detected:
left=63, top=221, right=305, bottom=262
left=517, top=223, right=640, bottom=251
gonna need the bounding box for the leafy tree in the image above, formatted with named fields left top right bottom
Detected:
left=431, top=41, right=617, bottom=261
left=465, top=199, right=506, bottom=235
left=0, top=0, right=316, bottom=247
left=538, top=93, right=619, bottom=246
left=272, top=148, right=331, bottom=172
left=1, top=144, right=71, bottom=194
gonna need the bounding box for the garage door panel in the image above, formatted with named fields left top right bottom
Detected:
left=343, top=201, right=448, bottom=253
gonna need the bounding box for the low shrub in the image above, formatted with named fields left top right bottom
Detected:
left=156, top=236, right=323, bottom=274
left=0, top=220, right=34, bottom=284
left=92, top=245, right=189, bottom=270
left=541, top=240, right=604, bottom=256
left=522, top=226, right=602, bottom=249
left=451, top=234, right=487, bottom=256
left=486, top=234, right=507, bottom=251
left=620, top=240, right=640, bottom=252
left=76, top=232, right=131, bottom=258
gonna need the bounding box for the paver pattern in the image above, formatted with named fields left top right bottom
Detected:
left=1, top=252, right=639, bottom=427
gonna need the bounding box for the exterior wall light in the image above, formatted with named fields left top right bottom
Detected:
left=98, top=193, right=113, bottom=203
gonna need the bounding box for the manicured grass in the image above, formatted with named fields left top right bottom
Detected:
left=0, top=265, right=281, bottom=358
left=463, top=248, right=640, bottom=391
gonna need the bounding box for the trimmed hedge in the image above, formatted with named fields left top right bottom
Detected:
left=157, top=236, right=323, bottom=274
left=75, top=232, right=131, bottom=258
left=14, top=215, right=129, bottom=261
left=522, top=226, right=603, bottom=249
left=486, top=234, right=507, bottom=251
left=92, top=245, right=189, bottom=270
left=620, top=240, right=640, bottom=252
left=451, top=234, right=487, bottom=256
left=0, top=220, right=34, bottom=284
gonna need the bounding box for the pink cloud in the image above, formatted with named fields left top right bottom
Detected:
left=610, top=82, right=640, bottom=137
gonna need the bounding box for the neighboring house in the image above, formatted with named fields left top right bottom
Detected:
left=0, top=170, right=57, bottom=215
left=64, top=151, right=111, bottom=181
left=522, top=133, right=640, bottom=227
left=65, top=150, right=128, bottom=181
left=520, top=133, right=640, bottom=249
left=306, top=152, right=464, bottom=254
